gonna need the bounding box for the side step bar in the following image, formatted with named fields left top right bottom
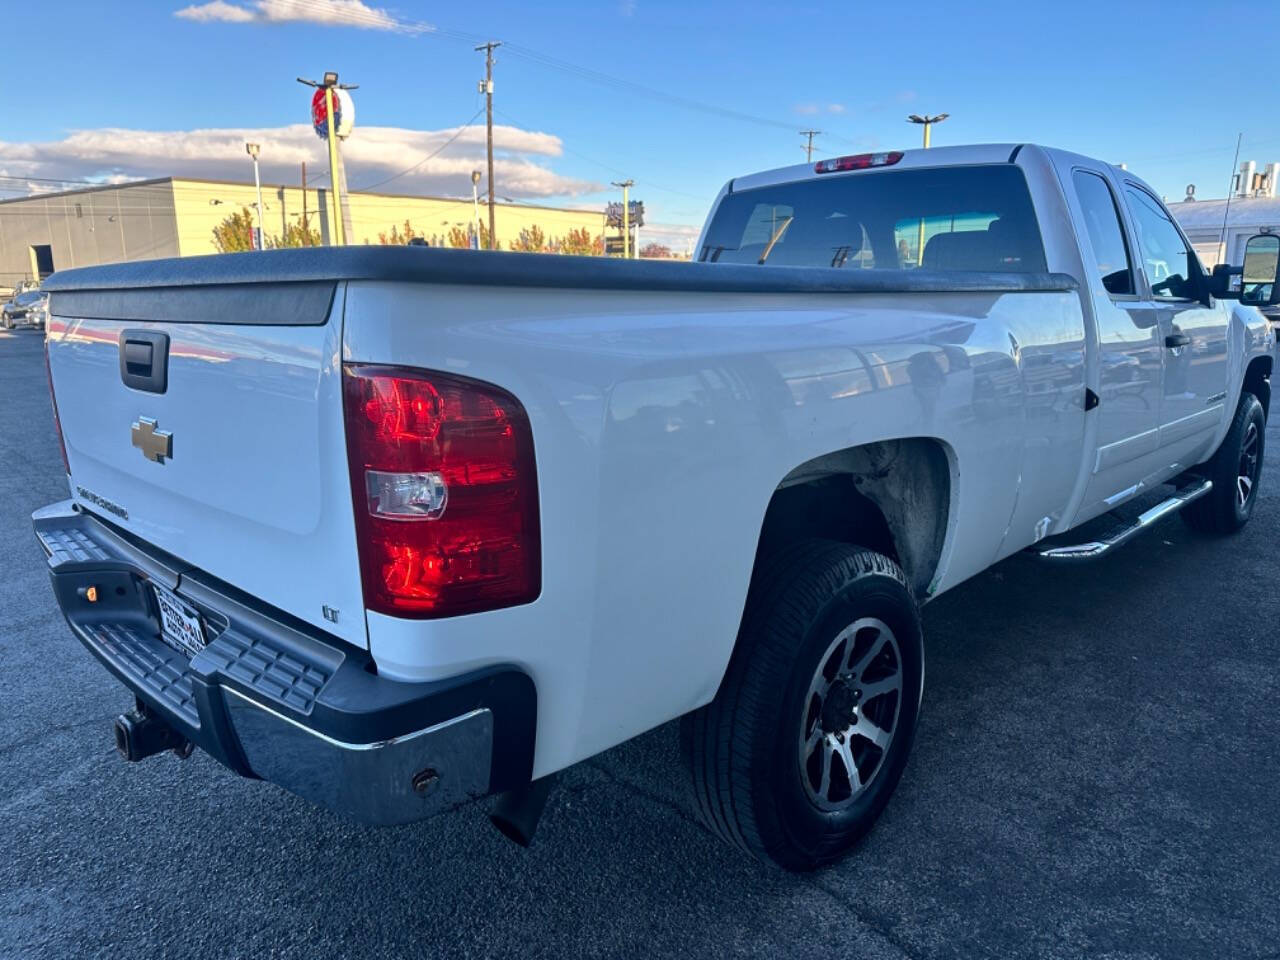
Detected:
left=1034, top=479, right=1213, bottom=561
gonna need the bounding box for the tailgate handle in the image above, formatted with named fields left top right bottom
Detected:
left=119, top=330, right=169, bottom=394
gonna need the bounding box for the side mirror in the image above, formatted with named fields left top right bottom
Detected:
left=1209, top=262, right=1242, bottom=300
left=1242, top=234, right=1280, bottom=307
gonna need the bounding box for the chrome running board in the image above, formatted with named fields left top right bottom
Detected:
left=1033, top=479, right=1213, bottom=561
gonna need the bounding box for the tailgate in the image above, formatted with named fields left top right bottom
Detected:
left=45, top=280, right=367, bottom=650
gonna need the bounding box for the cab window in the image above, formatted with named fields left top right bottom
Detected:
left=700, top=165, right=1047, bottom=273
left=1123, top=185, right=1198, bottom=299
left=1072, top=170, right=1134, bottom=296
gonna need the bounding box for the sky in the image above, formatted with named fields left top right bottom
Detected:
left=1, top=0, right=1278, bottom=251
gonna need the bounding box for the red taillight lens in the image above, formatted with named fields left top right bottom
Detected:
left=44, top=335, right=70, bottom=475
left=814, top=151, right=904, bottom=174
left=342, top=364, right=540, bottom=619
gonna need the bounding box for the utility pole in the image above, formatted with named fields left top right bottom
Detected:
left=470, top=169, right=483, bottom=249
left=476, top=41, right=501, bottom=250
left=612, top=179, right=634, bottom=259
left=800, top=130, right=822, bottom=162
left=907, top=114, right=948, bottom=265
left=246, top=142, right=264, bottom=250
left=301, top=161, right=308, bottom=246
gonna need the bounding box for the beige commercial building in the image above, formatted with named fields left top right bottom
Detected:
left=0, top=177, right=607, bottom=290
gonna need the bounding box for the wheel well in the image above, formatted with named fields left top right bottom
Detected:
left=1244, top=355, right=1272, bottom=420
left=754, top=439, right=952, bottom=600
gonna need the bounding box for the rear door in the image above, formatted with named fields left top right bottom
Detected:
left=46, top=280, right=367, bottom=650
left=1061, top=164, right=1165, bottom=519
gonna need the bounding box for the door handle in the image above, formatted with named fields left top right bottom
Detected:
left=1165, top=334, right=1191, bottom=349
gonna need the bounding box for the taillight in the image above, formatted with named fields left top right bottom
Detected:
left=342, top=364, right=540, bottom=619
left=44, top=335, right=70, bottom=475
left=814, top=151, right=904, bottom=174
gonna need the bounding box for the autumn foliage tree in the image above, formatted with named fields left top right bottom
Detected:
left=212, top=207, right=321, bottom=252
left=509, top=225, right=548, bottom=253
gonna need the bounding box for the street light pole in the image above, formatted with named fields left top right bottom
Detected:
left=907, top=112, right=949, bottom=149
left=907, top=114, right=949, bottom=265
left=471, top=170, right=482, bottom=249
left=246, top=142, right=264, bottom=250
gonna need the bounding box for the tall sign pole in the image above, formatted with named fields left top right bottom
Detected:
left=611, top=180, right=634, bottom=259
left=907, top=113, right=948, bottom=264
left=324, top=85, right=346, bottom=246
left=476, top=41, right=501, bottom=250
left=298, top=72, right=357, bottom=248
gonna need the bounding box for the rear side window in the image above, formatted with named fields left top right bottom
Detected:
left=701, top=165, right=1046, bottom=273
left=1072, top=170, right=1134, bottom=296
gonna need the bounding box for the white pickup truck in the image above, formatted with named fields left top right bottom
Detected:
left=33, top=144, right=1277, bottom=870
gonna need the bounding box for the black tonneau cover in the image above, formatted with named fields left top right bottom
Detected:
left=45, top=247, right=1078, bottom=327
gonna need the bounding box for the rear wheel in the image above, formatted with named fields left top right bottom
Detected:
left=1183, top=391, right=1265, bottom=535
left=682, top=541, right=923, bottom=870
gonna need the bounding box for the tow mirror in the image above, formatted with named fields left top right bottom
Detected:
left=1209, top=262, right=1242, bottom=300
left=1241, top=234, right=1280, bottom=307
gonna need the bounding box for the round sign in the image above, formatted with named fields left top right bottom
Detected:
left=334, top=88, right=355, bottom=139
left=311, top=87, right=355, bottom=140
left=311, top=88, right=332, bottom=139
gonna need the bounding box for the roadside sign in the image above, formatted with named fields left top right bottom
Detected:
left=311, top=88, right=355, bottom=140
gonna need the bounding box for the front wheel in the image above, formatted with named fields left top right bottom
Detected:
left=1183, top=391, right=1266, bottom=535
left=682, top=542, right=923, bottom=870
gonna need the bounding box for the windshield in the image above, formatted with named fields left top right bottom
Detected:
left=16, top=292, right=42, bottom=305
left=701, top=164, right=1046, bottom=273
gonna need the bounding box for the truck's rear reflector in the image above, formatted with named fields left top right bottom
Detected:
left=814, top=151, right=904, bottom=174
left=342, top=364, right=540, bottom=619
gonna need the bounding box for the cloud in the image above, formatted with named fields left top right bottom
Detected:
left=175, top=0, right=255, bottom=21
left=794, top=103, right=846, bottom=116
left=174, top=0, right=427, bottom=32
left=618, top=0, right=636, bottom=15
left=0, top=123, right=602, bottom=201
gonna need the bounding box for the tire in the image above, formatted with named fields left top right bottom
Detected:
left=1, top=314, right=10, bottom=330
left=682, top=541, right=924, bottom=871
left=1183, top=391, right=1265, bottom=535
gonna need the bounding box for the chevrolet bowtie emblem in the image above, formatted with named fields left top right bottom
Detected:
left=131, top=417, right=172, bottom=464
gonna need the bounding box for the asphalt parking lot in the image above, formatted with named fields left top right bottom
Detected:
left=1, top=324, right=1277, bottom=960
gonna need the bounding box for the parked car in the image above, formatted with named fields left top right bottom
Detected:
left=32, top=143, right=1278, bottom=870
left=1, top=290, right=44, bottom=329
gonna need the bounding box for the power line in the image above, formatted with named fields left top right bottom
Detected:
left=493, top=108, right=706, bottom=203
left=353, top=107, right=485, bottom=191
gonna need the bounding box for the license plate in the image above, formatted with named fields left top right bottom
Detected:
left=153, top=584, right=207, bottom=658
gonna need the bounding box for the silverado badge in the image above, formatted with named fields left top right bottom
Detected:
left=131, top=417, right=172, bottom=464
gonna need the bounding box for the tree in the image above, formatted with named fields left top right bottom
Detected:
left=277, top=220, right=322, bottom=248
left=212, top=207, right=257, bottom=253
left=212, top=207, right=321, bottom=252
left=559, top=227, right=604, bottom=257
left=640, top=243, right=672, bottom=259
left=510, top=224, right=549, bottom=253
left=377, top=220, right=421, bottom=245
